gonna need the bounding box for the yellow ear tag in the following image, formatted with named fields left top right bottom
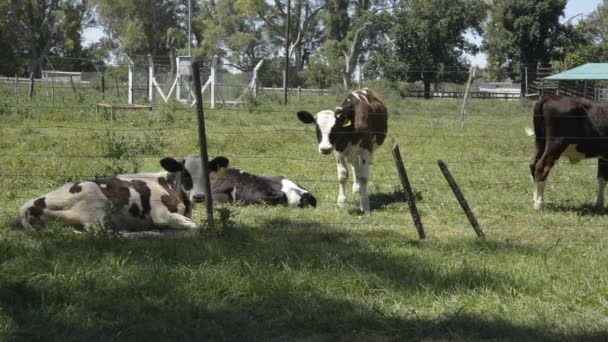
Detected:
left=217, top=167, right=226, bottom=175
left=342, top=118, right=352, bottom=127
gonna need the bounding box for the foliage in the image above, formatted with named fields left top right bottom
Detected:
left=0, top=0, right=90, bottom=77
left=97, top=0, right=181, bottom=57
left=554, top=1, right=608, bottom=69
left=483, top=0, right=567, bottom=81
left=371, top=0, right=486, bottom=97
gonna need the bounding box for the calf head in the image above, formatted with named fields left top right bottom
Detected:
left=160, top=155, right=229, bottom=204
left=297, top=109, right=354, bottom=154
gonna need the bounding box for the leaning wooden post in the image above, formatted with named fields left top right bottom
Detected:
left=14, top=74, right=18, bottom=96
left=191, top=61, right=214, bottom=226
left=392, top=143, right=425, bottom=240
left=459, top=66, right=476, bottom=128
left=69, top=75, right=77, bottom=93
left=252, top=59, right=263, bottom=99
left=437, top=160, right=485, bottom=239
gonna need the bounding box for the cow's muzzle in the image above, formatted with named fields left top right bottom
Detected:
left=319, top=147, right=333, bottom=155
left=192, top=194, right=206, bottom=203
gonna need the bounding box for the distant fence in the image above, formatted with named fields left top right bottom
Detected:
left=401, top=91, right=521, bottom=100
left=595, top=88, right=608, bottom=102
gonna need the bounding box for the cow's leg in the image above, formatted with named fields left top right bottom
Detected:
left=530, top=139, right=544, bottom=182
left=151, top=210, right=198, bottom=230
left=358, top=151, right=372, bottom=213
left=336, top=154, right=348, bottom=207
left=351, top=162, right=361, bottom=195
left=596, top=158, right=608, bottom=212
left=533, top=142, right=566, bottom=210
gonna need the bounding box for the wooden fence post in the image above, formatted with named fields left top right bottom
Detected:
left=192, top=61, right=214, bottom=226
left=392, top=143, right=425, bottom=240
left=437, top=160, right=485, bottom=238
left=459, top=66, right=476, bottom=128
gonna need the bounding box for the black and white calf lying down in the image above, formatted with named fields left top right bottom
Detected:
left=20, top=156, right=315, bottom=234
left=297, top=88, right=388, bottom=212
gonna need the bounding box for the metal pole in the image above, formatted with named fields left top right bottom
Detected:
left=191, top=61, right=214, bottom=225
left=283, top=0, right=291, bottom=105
left=188, top=0, right=192, bottom=58
left=148, top=54, right=155, bottom=103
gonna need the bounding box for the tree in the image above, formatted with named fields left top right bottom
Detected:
left=0, top=0, right=90, bottom=96
left=322, top=0, right=382, bottom=90
left=557, top=0, right=608, bottom=68
left=193, top=0, right=269, bottom=72
left=482, top=0, right=567, bottom=86
left=237, top=0, right=325, bottom=85
left=371, top=0, right=487, bottom=98
left=97, top=0, right=181, bottom=57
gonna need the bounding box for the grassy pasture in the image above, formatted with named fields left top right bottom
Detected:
left=0, top=85, right=607, bottom=341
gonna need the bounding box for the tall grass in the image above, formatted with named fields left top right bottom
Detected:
left=0, top=88, right=607, bottom=341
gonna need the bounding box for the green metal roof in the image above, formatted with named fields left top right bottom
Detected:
left=545, top=63, right=608, bottom=80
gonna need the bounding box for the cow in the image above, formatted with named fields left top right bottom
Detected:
left=187, top=156, right=317, bottom=207
left=19, top=155, right=228, bottom=236
left=20, top=155, right=316, bottom=235
left=296, top=88, right=388, bottom=212
left=530, top=94, right=608, bottom=211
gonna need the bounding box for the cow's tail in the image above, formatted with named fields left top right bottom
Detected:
left=532, top=95, right=549, bottom=139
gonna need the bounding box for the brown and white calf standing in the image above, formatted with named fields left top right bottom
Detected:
left=530, top=95, right=608, bottom=211
left=297, top=88, right=388, bottom=212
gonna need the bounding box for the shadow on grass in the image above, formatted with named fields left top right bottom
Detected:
left=368, top=191, right=406, bottom=210
left=546, top=203, right=608, bottom=217
left=0, top=219, right=601, bottom=341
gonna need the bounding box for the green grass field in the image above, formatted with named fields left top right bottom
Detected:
left=1, top=85, right=607, bottom=341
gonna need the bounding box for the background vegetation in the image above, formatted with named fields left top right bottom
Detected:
left=2, top=0, right=608, bottom=93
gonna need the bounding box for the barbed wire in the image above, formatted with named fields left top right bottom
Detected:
left=4, top=123, right=608, bottom=142
left=1, top=197, right=603, bottom=215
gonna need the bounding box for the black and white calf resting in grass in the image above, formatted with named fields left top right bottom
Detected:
left=20, top=155, right=315, bottom=234
left=20, top=155, right=223, bottom=235
left=297, top=88, right=388, bottom=212
left=195, top=156, right=316, bottom=207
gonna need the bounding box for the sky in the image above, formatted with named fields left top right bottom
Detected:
left=465, top=0, right=603, bottom=67
left=83, top=0, right=603, bottom=67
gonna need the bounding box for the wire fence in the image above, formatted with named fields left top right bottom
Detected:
left=2, top=82, right=607, bottom=238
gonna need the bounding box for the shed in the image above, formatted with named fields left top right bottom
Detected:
left=544, top=63, right=608, bottom=101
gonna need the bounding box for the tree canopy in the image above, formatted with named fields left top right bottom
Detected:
left=483, top=0, right=568, bottom=81
left=1, top=0, right=607, bottom=91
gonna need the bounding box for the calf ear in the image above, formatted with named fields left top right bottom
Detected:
left=160, top=157, right=183, bottom=172
left=297, top=111, right=315, bottom=124
left=209, top=156, right=230, bottom=172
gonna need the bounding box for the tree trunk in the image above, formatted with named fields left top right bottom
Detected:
left=169, top=48, right=176, bottom=79
left=28, top=50, right=39, bottom=98
left=423, top=80, right=431, bottom=99
left=342, top=71, right=352, bottom=90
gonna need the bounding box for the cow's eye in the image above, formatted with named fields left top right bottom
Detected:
left=182, top=170, right=193, bottom=190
